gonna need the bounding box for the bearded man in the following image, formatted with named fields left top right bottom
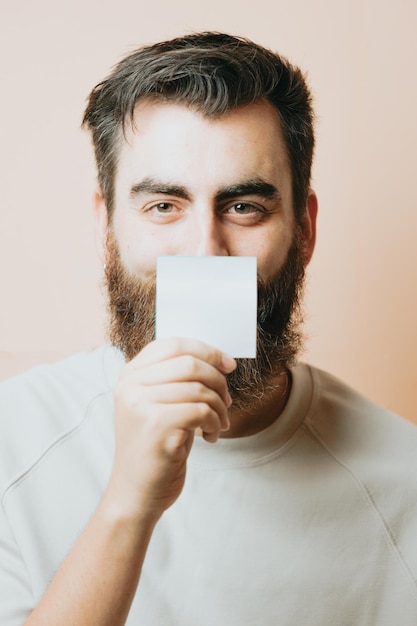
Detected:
left=1, top=32, right=417, bottom=626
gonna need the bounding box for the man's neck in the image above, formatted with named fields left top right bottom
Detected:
left=221, top=371, right=291, bottom=438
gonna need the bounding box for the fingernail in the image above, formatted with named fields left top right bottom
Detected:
left=204, top=432, right=219, bottom=444
left=221, top=417, right=231, bottom=432
left=222, top=353, right=236, bottom=372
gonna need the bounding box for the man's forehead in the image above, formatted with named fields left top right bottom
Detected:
left=112, top=98, right=292, bottom=210
left=123, top=96, right=283, bottom=139
left=117, top=99, right=289, bottom=174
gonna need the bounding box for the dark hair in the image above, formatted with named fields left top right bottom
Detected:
left=82, top=32, right=315, bottom=223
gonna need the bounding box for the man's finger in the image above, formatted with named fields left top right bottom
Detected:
left=127, top=337, right=236, bottom=374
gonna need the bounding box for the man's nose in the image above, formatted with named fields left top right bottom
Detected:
left=192, top=213, right=230, bottom=256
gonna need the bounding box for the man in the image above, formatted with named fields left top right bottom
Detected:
left=1, top=32, right=417, bottom=625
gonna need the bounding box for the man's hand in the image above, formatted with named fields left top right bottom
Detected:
left=25, top=338, right=236, bottom=626
left=107, top=337, right=237, bottom=522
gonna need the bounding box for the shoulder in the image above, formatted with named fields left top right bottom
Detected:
left=0, top=346, right=124, bottom=491
left=292, top=364, right=417, bottom=586
left=293, top=363, right=417, bottom=473
left=0, top=345, right=123, bottom=418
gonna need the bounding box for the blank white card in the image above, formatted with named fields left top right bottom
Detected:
left=156, top=256, right=257, bottom=358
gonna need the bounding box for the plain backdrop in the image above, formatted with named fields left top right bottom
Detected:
left=1, top=0, right=416, bottom=423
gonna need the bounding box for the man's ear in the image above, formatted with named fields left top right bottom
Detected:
left=94, top=189, right=109, bottom=264
left=302, top=190, right=318, bottom=266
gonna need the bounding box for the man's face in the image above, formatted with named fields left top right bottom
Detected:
left=97, top=99, right=317, bottom=406
left=100, top=99, right=305, bottom=282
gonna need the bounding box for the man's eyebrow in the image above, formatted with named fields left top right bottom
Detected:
left=129, top=177, right=281, bottom=203
left=215, top=179, right=281, bottom=202
left=129, top=177, right=191, bottom=200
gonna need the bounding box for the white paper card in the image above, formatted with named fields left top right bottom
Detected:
left=156, top=256, right=257, bottom=358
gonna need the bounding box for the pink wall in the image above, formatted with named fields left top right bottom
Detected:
left=1, top=0, right=416, bottom=422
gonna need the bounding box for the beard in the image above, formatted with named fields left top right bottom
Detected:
left=104, top=229, right=307, bottom=410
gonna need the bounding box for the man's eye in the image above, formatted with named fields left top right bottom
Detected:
left=229, top=202, right=258, bottom=214
left=153, top=202, right=174, bottom=213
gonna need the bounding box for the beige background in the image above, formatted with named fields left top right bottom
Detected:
left=1, top=0, right=416, bottom=422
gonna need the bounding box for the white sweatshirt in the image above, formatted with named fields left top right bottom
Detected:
left=1, top=346, right=417, bottom=625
